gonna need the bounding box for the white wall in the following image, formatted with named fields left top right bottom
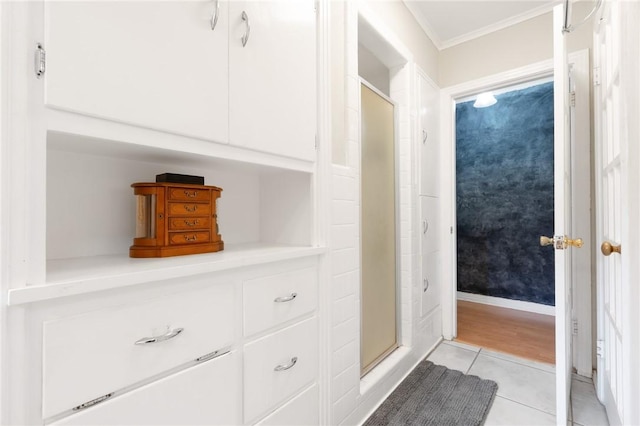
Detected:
left=439, top=2, right=593, bottom=87
left=328, top=1, right=441, bottom=424
left=331, top=0, right=439, bottom=166
left=358, top=45, right=390, bottom=96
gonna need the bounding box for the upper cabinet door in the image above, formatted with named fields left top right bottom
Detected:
left=228, top=1, right=316, bottom=161
left=44, top=0, right=229, bottom=143
left=418, top=74, right=440, bottom=197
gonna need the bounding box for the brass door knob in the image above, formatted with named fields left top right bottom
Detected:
left=540, top=235, right=583, bottom=249
left=601, top=241, right=621, bottom=256
left=540, top=236, right=554, bottom=246
left=565, top=237, right=583, bottom=248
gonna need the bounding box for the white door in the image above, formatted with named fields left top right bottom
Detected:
left=45, top=0, right=229, bottom=142
left=550, top=5, right=577, bottom=425
left=228, top=0, right=316, bottom=161
left=594, top=1, right=624, bottom=424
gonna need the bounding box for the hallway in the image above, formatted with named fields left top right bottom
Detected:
left=426, top=341, right=608, bottom=425
left=456, top=300, right=555, bottom=364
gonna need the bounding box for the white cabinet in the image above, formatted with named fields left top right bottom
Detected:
left=256, top=384, right=319, bottom=426
left=418, top=72, right=440, bottom=197
left=420, top=196, right=440, bottom=252
left=42, top=282, right=235, bottom=418
left=51, top=352, right=241, bottom=426
left=244, top=317, right=318, bottom=423
left=243, top=266, right=317, bottom=337
left=421, top=250, right=441, bottom=317
left=417, top=69, right=441, bottom=318
left=44, top=0, right=317, bottom=161
left=229, top=0, right=317, bottom=160
left=45, top=0, right=229, bottom=143
left=3, top=1, right=322, bottom=424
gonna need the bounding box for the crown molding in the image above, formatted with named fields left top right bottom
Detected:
left=403, top=0, right=559, bottom=51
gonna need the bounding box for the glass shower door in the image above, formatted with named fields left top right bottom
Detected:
left=360, top=82, right=398, bottom=376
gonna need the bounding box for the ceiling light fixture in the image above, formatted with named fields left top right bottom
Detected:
left=473, top=92, right=497, bottom=108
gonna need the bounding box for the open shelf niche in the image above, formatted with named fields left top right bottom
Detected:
left=7, top=131, right=322, bottom=304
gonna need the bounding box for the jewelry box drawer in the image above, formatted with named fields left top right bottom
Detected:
left=168, top=231, right=210, bottom=245
left=168, top=203, right=211, bottom=216
left=168, top=216, right=210, bottom=230
left=243, top=266, right=317, bottom=337
left=243, top=317, right=318, bottom=423
left=42, top=282, right=235, bottom=419
left=167, top=187, right=212, bottom=202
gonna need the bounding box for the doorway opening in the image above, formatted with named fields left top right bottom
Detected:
left=454, top=79, right=556, bottom=364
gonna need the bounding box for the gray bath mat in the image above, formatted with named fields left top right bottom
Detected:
left=364, top=360, right=498, bottom=426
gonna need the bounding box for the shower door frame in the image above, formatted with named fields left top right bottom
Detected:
left=358, top=78, right=401, bottom=377
left=439, top=51, right=592, bottom=376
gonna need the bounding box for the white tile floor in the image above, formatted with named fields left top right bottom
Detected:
left=426, top=340, right=610, bottom=426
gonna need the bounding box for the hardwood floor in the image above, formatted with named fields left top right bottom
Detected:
left=455, top=300, right=555, bottom=364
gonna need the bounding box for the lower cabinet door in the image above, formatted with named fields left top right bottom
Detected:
left=51, top=352, right=240, bottom=426
left=421, top=251, right=441, bottom=317
left=256, top=384, right=319, bottom=426
left=243, top=317, right=318, bottom=423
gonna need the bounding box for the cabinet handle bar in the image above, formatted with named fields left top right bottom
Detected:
left=241, top=11, right=250, bottom=47
left=274, top=357, right=298, bottom=371
left=210, top=0, right=220, bottom=31
left=134, top=327, right=184, bottom=345
left=274, top=293, right=297, bottom=303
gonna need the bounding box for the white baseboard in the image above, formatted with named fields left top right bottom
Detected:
left=457, top=291, right=555, bottom=317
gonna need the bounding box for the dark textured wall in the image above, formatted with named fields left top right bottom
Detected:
left=456, top=82, right=555, bottom=306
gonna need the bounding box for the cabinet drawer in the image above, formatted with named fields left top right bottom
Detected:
left=244, top=317, right=318, bottom=422
left=168, top=203, right=211, bottom=216
left=243, top=266, right=317, bottom=336
left=421, top=251, right=441, bottom=316
left=167, top=187, right=211, bottom=202
left=255, top=384, right=319, bottom=426
left=168, top=216, right=210, bottom=230
left=168, top=231, right=210, bottom=245
left=51, top=352, right=241, bottom=426
left=42, top=283, right=235, bottom=418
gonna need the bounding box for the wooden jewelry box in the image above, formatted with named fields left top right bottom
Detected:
left=130, top=182, right=223, bottom=258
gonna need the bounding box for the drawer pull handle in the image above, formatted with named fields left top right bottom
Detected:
left=184, top=205, right=198, bottom=212
left=274, top=293, right=297, bottom=303
left=274, top=357, right=298, bottom=372
left=135, top=327, right=184, bottom=345
left=184, top=190, right=198, bottom=198
left=184, top=219, right=200, bottom=227
left=184, top=234, right=198, bottom=242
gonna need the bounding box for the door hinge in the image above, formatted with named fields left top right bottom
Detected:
left=572, top=318, right=578, bottom=335
left=593, top=67, right=601, bottom=86
left=73, top=393, right=113, bottom=411
left=570, top=91, right=576, bottom=107
left=35, top=43, right=46, bottom=79
left=596, top=339, right=604, bottom=358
